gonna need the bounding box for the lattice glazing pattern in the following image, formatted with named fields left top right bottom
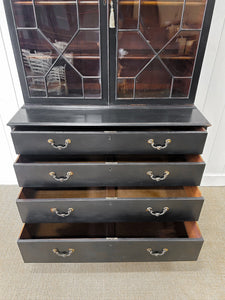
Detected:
left=11, top=0, right=101, bottom=98
left=117, top=0, right=208, bottom=99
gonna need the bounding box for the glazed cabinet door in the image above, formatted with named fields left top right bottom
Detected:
left=109, top=0, right=215, bottom=104
left=4, top=0, right=108, bottom=104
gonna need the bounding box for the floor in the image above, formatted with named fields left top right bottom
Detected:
left=0, top=186, right=224, bottom=300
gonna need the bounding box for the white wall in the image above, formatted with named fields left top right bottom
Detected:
left=195, top=0, right=225, bottom=185
left=0, top=1, right=225, bottom=186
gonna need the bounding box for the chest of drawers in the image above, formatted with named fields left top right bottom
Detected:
left=4, top=0, right=215, bottom=263
left=7, top=107, right=209, bottom=262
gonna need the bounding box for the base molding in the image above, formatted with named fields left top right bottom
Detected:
left=201, top=174, right=225, bottom=186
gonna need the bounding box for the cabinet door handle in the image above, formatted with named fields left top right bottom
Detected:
left=48, top=138, right=71, bottom=150
left=147, top=138, right=171, bottom=150
left=109, top=0, right=115, bottom=28
left=146, top=207, right=169, bottom=217
left=49, top=171, right=73, bottom=182
left=146, top=248, right=168, bottom=257
left=146, top=170, right=170, bottom=181
left=50, top=207, right=74, bottom=217
left=52, top=248, right=75, bottom=258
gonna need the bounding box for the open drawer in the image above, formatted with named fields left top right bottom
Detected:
left=11, top=126, right=207, bottom=155
left=18, top=222, right=203, bottom=263
left=17, top=187, right=204, bottom=223
left=14, top=154, right=205, bottom=187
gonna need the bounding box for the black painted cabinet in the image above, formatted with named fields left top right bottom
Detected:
left=4, top=0, right=215, bottom=263
left=14, top=154, right=205, bottom=187
left=109, top=0, right=215, bottom=104
left=4, top=0, right=214, bottom=105
left=11, top=126, right=207, bottom=155
left=17, top=187, right=204, bottom=223
left=6, top=0, right=108, bottom=104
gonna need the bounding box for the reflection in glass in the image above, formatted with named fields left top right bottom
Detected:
left=64, top=30, right=100, bottom=76
left=84, top=78, right=101, bottom=98
left=136, top=58, right=172, bottom=98
left=46, top=58, right=82, bottom=97
left=17, top=29, right=59, bottom=76
left=172, top=77, right=191, bottom=97
left=160, top=31, right=200, bottom=76
left=27, top=77, right=46, bottom=97
left=140, top=0, right=183, bottom=52
left=11, top=0, right=36, bottom=28
left=12, top=0, right=103, bottom=99
left=183, top=0, right=207, bottom=29
left=79, top=0, right=99, bottom=28
left=117, top=78, right=134, bottom=98
left=34, top=0, right=78, bottom=52
left=117, top=31, right=154, bottom=77
left=118, top=0, right=139, bottom=29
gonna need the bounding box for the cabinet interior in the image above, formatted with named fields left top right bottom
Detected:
left=16, top=154, right=204, bottom=163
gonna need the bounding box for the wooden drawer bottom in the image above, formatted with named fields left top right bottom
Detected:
left=18, top=222, right=203, bottom=263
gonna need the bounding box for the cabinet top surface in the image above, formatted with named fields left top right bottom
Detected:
left=8, top=106, right=210, bottom=127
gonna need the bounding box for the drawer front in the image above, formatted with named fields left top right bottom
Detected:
left=18, top=239, right=203, bottom=263
left=17, top=198, right=204, bottom=223
left=14, top=163, right=205, bottom=187
left=11, top=130, right=207, bottom=155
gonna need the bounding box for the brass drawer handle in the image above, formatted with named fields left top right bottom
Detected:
left=48, top=138, right=71, bottom=150
left=148, top=138, right=171, bottom=150
left=147, top=248, right=168, bottom=257
left=50, top=207, right=74, bottom=217
left=52, top=248, right=75, bottom=258
left=49, top=171, right=73, bottom=182
left=146, top=207, right=169, bottom=217
left=146, top=170, right=170, bottom=182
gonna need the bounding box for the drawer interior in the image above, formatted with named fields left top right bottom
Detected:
left=13, top=126, right=207, bottom=132
left=20, top=222, right=201, bottom=239
left=16, top=154, right=204, bottom=163
left=19, top=186, right=202, bottom=200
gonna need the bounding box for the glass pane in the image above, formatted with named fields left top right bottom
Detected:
left=183, top=0, right=207, bottom=29
left=140, top=0, right=184, bottom=52
left=46, top=58, right=83, bottom=97
left=136, top=58, right=172, bottom=98
left=34, top=0, right=78, bottom=52
left=160, top=30, right=200, bottom=77
left=117, top=31, right=154, bottom=77
left=11, top=0, right=36, bottom=28
left=172, top=77, right=191, bottom=97
left=64, top=30, right=100, bottom=76
left=84, top=78, right=101, bottom=97
left=79, top=0, right=99, bottom=28
left=117, top=78, right=134, bottom=98
left=17, top=29, right=59, bottom=76
left=27, top=77, right=46, bottom=97
left=118, top=0, right=139, bottom=29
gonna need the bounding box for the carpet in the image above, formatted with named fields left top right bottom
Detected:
left=0, top=186, right=224, bottom=300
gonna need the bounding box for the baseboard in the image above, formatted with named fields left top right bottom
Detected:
left=201, top=174, right=225, bottom=186
left=0, top=177, right=17, bottom=185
